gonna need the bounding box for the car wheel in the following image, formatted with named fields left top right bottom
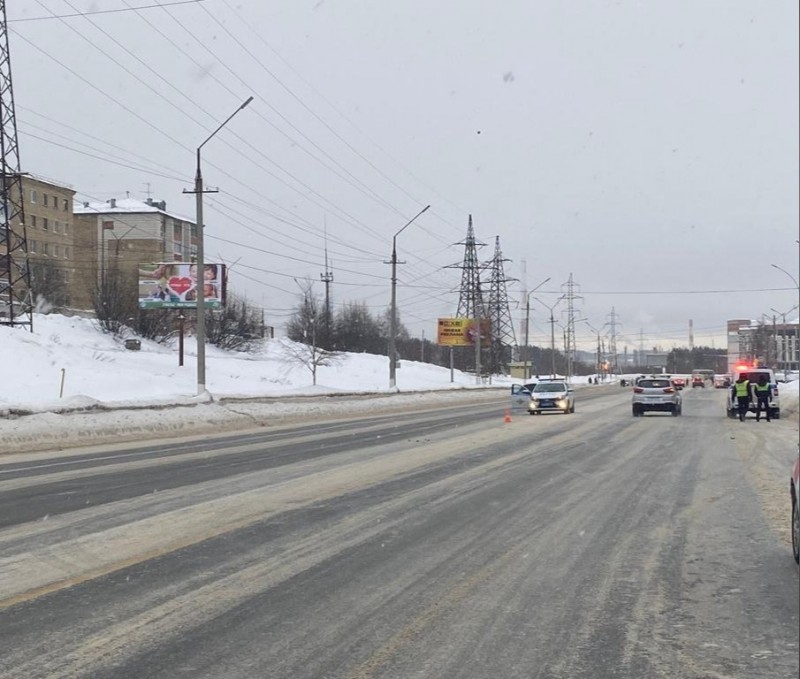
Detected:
left=792, top=498, right=800, bottom=564
left=632, top=406, right=639, bottom=417
left=772, top=409, right=781, bottom=420
left=570, top=404, right=575, bottom=414
left=671, top=406, right=679, bottom=417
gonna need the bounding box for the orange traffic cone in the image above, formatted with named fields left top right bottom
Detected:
left=504, top=409, right=512, bottom=423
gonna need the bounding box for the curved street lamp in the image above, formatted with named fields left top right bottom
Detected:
left=533, top=295, right=564, bottom=377
left=187, top=96, right=253, bottom=396
left=389, top=205, right=430, bottom=389
left=771, top=263, right=799, bottom=291
left=522, top=277, right=551, bottom=379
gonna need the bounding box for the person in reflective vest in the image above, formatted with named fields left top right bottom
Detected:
left=732, top=375, right=751, bottom=422
left=753, top=374, right=773, bottom=422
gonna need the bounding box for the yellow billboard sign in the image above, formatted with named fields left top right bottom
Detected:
left=437, top=318, right=490, bottom=347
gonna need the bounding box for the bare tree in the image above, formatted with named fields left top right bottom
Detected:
left=30, top=259, right=69, bottom=311
left=205, top=293, right=263, bottom=351
left=93, top=263, right=138, bottom=335
left=285, top=282, right=338, bottom=384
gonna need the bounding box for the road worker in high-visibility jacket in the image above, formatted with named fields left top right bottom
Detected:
left=732, top=375, right=751, bottom=422
left=753, top=374, right=773, bottom=422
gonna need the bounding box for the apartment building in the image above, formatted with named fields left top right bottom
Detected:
left=72, top=197, right=197, bottom=310
left=21, top=175, right=77, bottom=308
left=727, top=317, right=800, bottom=373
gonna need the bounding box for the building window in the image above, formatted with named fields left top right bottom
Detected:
left=30, top=190, right=37, bottom=203
left=53, top=244, right=60, bottom=258
left=64, top=246, right=71, bottom=259
left=63, top=222, right=69, bottom=235
left=63, top=198, right=69, bottom=212
left=54, top=220, right=61, bottom=233
left=43, top=194, right=48, bottom=207
left=42, top=218, right=48, bottom=230
left=42, top=242, right=50, bottom=256
left=29, top=240, right=36, bottom=253
left=30, top=215, right=36, bottom=228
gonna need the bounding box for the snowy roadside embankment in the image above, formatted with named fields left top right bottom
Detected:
left=1, top=314, right=520, bottom=454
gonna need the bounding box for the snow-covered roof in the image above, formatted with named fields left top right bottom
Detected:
left=73, top=198, right=194, bottom=224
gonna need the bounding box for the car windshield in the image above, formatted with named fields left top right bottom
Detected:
left=533, top=383, right=567, bottom=393
left=639, top=380, right=671, bottom=388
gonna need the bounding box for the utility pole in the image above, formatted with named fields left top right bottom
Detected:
left=183, top=96, right=253, bottom=395
left=0, top=0, right=31, bottom=330
left=320, top=223, right=333, bottom=348
left=522, top=277, right=551, bottom=379
left=388, top=205, right=430, bottom=389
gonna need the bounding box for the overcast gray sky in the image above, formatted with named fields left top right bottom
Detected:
left=9, top=0, right=799, bottom=352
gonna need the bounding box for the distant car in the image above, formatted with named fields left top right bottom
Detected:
left=672, top=376, right=686, bottom=390
left=714, top=374, right=731, bottom=389
left=691, top=375, right=705, bottom=388
left=792, top=457, right=799, bottom=564
left=725, top=367, right=780, bottom=420
left=529, top=380, right=575, bottom=415
left=632, top=377, right=682, bottom=416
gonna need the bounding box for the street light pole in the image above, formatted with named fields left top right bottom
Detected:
left=770, top=304, right=798, bottom=371
left=522, top=277, right=551, bottom=380
left=771, top=263, right=799, bottom=291
left=533, top=296, right=564, bottom=377
left=389, top=204, right=430, bottom=389
left=585, top=321, right=603, bottom=380
left=187, top=96, right=253, bottom=396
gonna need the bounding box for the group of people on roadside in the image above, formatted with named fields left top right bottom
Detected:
left=731, top=374, right=774, bottom=422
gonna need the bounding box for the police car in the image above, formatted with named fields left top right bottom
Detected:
left=528, top=378, right=575, bottom=415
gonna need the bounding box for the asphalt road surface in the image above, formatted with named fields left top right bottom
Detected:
left=1, top=385, right=798, bottom=678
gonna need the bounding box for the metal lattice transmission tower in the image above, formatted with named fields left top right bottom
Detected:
left=449, top=214, right=486, bottom=320
left=484, top=236, right=517, bottom=347
left=605, top=307, right=621, bottom=374
left=0, top=0, right=31, bottom=330
left=483, top=236, right=517, bottom=373
left=561, top=273, right=582, bottom=379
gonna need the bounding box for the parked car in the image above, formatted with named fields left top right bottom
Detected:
left=725, top=366, right=780, bottom=420
left=671, top=376, right=686, bottom=390
left=792, top=457, right=799, bottom=564
left=528, top=379, right=575, bottom=415
left=632, top=377, right=682, bottom=416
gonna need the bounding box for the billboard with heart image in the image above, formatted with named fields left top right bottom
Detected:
left=138, top=262, right=225, bottom=309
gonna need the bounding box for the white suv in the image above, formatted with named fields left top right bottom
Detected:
left=631, top=376, right=682, bottom=417
left=726, top=367, right=781, bottom=420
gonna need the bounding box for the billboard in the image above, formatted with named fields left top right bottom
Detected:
left=138, top=262, right=225, bottom=309
left=437, top=317, right=490, bottom=347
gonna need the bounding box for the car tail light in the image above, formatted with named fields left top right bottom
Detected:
left=663, top=387, right=674, bottom=394
left=633, top=387, right=644, bottom=393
